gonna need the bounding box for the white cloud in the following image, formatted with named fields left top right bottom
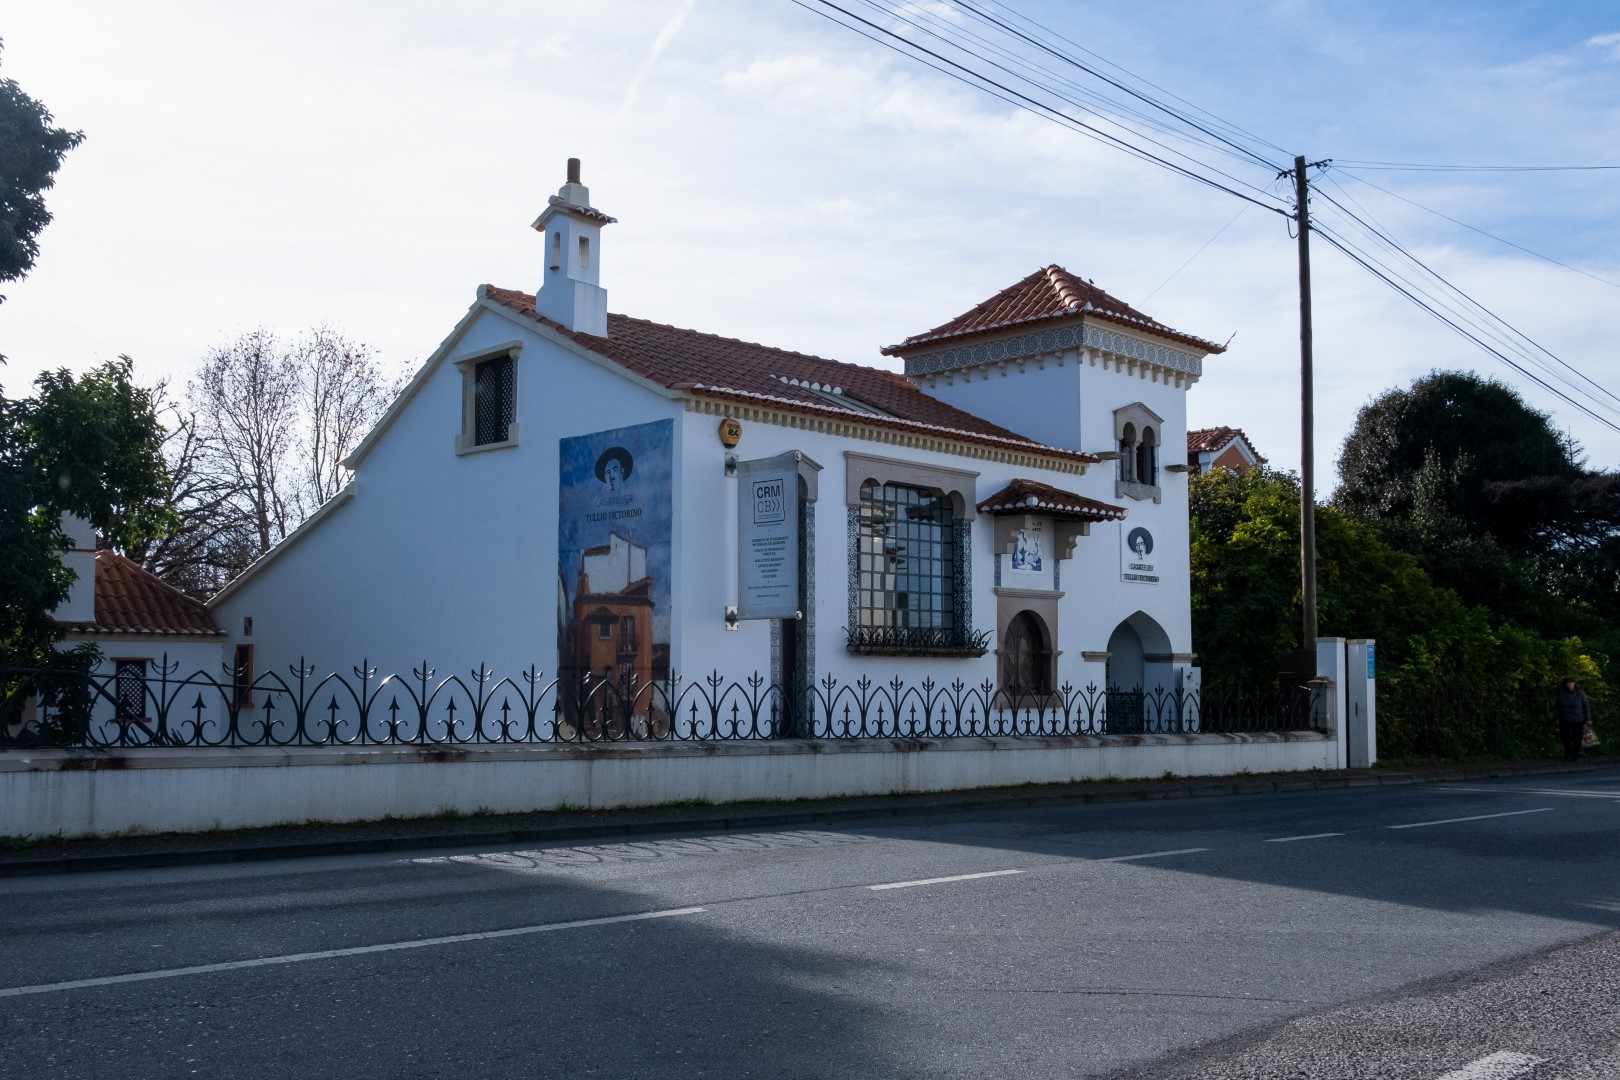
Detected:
left=1586, top=31, right=1620, bottom=59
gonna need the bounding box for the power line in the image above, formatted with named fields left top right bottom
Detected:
left=1331, top=160, right=1620, bottom=172
left=792, top=0, right=1620, bottom=433
left=851, top=0, right=1272, bottom=172
left=1333, top=168, right=1620, bottom=292
left=1313, top=226, right=1620, bottom=435
left=969, top=0, right=1291, bottom=160
left=947, top=0, right=1281, bottom=170
left=789, top=0, right=1291, bottom=214
left=815, top=0, right=1288, bottom=203
left=1314, top=186, right=1620, bottom=417
left=1140, top=205, right=1250, bottom=304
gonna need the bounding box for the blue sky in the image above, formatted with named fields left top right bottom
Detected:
left=5, top=1, right=1618, bottom=483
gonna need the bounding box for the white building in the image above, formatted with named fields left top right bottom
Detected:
left=209, top=162, right=1225, bottom=725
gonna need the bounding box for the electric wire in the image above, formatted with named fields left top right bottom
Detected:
left=1331, top=160, right=1620, bottom=172
left=869, top=0, right=1270, bottom=170
left=788, top=0, right=1291, bottom=214
left=964, top=0, right=1291, bottom=161
left=1314, top=185, right=1620, bottom=415
left=1334, top=168, right=1620, bottom=292
left=824, top=0, right=1287, bottom=202
left=793, top=0, right=1620, bottom=431
left=1313, top=224, right=1620, bottom=435
left=1140, top=205, right=1250, bottom=305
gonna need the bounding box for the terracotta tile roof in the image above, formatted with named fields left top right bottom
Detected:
left=65, top=551, right=224, bottom=636
left=883, top=265, right=1224, bottom=356
left=481, top=286, right=1096, bottom=465
left=976, top=478, right=1127, bottom=523
left=1187, top=426, right=1265, bottom=462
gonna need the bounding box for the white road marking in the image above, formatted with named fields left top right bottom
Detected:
left=1264, top=832, right=1345, bottom=843
left=1433, top=1049, right=1544, bottom=1079
left=0, top=906, right=705, bottom=999
left=1100, top=847, right=1210, bottom=862
left=1388, top=808, right=1554, bottom=830
left=1440, top=785, right=1620, bottom=800
left=868, top=869, right=1024, bottom=891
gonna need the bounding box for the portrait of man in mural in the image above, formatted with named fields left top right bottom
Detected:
left=596, top=446, right=632, bottom=493
left=1122, top=526, right=1159, bottom=584
left=558, top=422, right=674, bottom=738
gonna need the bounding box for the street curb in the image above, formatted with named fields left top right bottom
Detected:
left=2, top=757, right=1614, bottom=877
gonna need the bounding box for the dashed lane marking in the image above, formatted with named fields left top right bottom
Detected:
left=1264, top=832, right=1345, bottom=843
left=1100, top=847, right=1210, bottom=862
left=0, top=906, right=705, bottom=999
left=869, top=869, right=1024, bottom=891
left=1388, top=808, right=1554, bottom=830
left=1433, top=1050, right=1545, bottom=1080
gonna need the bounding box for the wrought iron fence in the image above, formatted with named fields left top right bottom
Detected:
left=1, top=658, right=1323, bottom=750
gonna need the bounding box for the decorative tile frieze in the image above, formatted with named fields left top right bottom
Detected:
left=902, top=323, right=1203, bottom=380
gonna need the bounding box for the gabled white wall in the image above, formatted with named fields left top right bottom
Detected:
left=213, top=302, right=1199, bottom=723
left=212, top=303, right=683, bottom=693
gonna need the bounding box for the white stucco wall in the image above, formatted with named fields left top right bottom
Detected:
left=211, top=303, right=687, bottom=692
left=0, top=732, right=1338, bottom=839
left=209, top=296, right=1206, bottom=739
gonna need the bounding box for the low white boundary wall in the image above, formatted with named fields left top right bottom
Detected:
left=1, top=732, right=1336, bottom=840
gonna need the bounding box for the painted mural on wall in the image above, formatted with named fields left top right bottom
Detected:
left=1121, top=525, right=1159, bottom=584
left=558, top=419, right=673, bottom=733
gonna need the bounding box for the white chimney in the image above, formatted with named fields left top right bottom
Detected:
left=532, top=157, right=616, bottom=337
left=53, top=512, right=97, bottom=624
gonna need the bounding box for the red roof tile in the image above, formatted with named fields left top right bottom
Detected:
left=481, top=286, right=1096, bottom=465
left=66, top=551, right=223, bottom=636
left=883, top=265, right=1224, bottom=356
left=1187, top=426, right=1265, bottom=462
left=976, top=478, right=1127, bottom=522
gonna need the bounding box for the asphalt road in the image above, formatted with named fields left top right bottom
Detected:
left=2, top=772, right=1617, bottom=1079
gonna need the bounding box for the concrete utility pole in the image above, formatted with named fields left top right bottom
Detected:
left=1293, top=155, right=1319, bottom=668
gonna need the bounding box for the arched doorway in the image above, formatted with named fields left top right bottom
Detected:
left=1001, top=610, right=1052, bottom=698
left=1105, top=612, right=1173, bottom=733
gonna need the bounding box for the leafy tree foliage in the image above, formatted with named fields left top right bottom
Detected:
left=1191, top=466, right=1606, bottom=760
left=1336, top=370, right=1620, bottom=650
left=2, top=358, right=171, bottom=734
left=0, top=39, right=83, bottom=300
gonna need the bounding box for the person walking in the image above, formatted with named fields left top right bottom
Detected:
left=1554, top=677, right=1592, bottom=762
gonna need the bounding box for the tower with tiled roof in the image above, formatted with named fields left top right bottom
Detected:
left=532, top=157, right=616, bottom=336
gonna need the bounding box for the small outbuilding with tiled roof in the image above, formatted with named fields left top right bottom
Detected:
left=212, top=161, right=1226, bottom=712
left=1187, top=426, right=1265, bottom=474
left=46, top=516, right=229, bottom=730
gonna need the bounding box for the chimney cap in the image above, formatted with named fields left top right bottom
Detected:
left=567, top=157, right=581, bottom=185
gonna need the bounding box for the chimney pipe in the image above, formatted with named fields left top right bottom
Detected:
left=567, top=157, right=581, bottom=185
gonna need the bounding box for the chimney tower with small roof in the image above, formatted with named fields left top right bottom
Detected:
left=532, top=157, right=616, bottom=337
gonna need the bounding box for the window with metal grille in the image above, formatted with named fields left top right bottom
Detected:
left=472, top=355, right=515, bottom=445
left=232, top=643, right=255, bottom=710
left=855, top=481, right=957, bottom=634
left=114, top=659, right=148, bottom=722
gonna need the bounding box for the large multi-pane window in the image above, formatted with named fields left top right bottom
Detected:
left=855, top=481, right=957, bottom=634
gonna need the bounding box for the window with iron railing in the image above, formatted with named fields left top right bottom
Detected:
left=849, top=481, right=986, bottom=655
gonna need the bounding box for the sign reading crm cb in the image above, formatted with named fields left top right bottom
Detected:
left=752, top=479, right=785, bottom=526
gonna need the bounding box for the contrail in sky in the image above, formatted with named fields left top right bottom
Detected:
left=600, top=0, right=699, bottom=156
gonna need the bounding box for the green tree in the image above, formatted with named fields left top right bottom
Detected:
left=1335, top=370, right=1619, bottom=642
left=1191, top=467, right=1603, bottom=760
left=1336, top=371, right=1584, bottom=552
left=0, top=38, right=83, bottom=300
left=2, top=358, right=172, bottom=735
